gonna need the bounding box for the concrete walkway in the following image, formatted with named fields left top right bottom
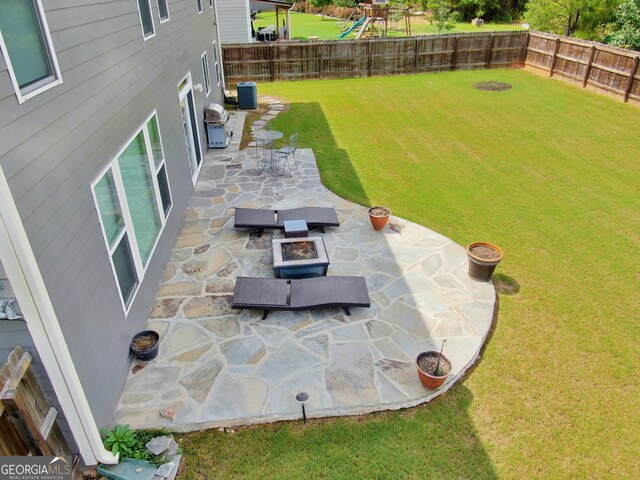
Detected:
left=115, top=100, right=495, bottom=430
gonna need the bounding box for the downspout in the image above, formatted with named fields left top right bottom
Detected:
left=213, top=0, right=226, bottom=88
left=0, top=165, right=118, bottom=465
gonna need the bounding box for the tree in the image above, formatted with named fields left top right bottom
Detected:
left=310, top=0, right=333, bottom=19
left=525, top=0, right=620, bottom=38
left=608, top=0, right=640, bottom=49
left=428, top=0, right=457, bottom=31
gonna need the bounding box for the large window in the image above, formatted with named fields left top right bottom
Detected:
left=137, top=0, right=155, bottom=39
left=201, top=52, right=211, bottom=97
left=92, top=113, right=172, bottom=312
left=0, top=0, right=62, bottom=103
left=157, top=0, right=169, bottom=23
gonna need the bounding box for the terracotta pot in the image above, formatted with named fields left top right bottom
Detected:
left=130, top=330, right=160, bottom=361
left=466, top=242, right=504, bottom=282
left=368, top=206, right=391, bottom=230
left=416, top=351, right=452, bottom=390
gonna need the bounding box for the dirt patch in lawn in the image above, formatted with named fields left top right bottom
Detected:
left=474, top=81, right=512, bottom=91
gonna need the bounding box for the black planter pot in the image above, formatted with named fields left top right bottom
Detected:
left=130, top=330, right=160, bottom=361
left=466, top=242, right=504, bottom=282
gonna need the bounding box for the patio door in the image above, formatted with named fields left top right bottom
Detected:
left=178, top=73, right=202, bottom=184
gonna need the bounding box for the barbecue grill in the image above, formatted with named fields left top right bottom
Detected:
left=204, top=103, right=231, bottom=148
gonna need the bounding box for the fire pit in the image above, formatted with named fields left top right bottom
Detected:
left=272, top=236, right=329, bottom=279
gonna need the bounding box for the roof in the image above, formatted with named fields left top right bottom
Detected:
left=253, top=0, right=294, bottom=7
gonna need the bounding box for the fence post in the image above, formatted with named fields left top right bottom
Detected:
left=451, top=36, right=458, bottom=71
left=367, top=40, right=373, bottom=77
left=485, top=34, right=495, bottom=68
left=582, top=46, right=596, bottom=88
left=549, top=37, right=561, bottom=77
left=413, top=37, right=420, bottom=73
left=624, top=56, right=640, bottom=102
left=523, top=31, right=531, bottom=66
left=269, top=45, right=275, bottom=82
left=317, top=43, right=323, bottom=80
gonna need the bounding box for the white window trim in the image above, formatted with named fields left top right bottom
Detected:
left=137, top=0, right=156, bottom=40
left=0, top=0, right=63, bottom=104
left=201, top=51, right=211, bottom=97
left=178, top=72, right=204, bottom=185
left=157, top=0, right=170, bottom=23
left=212, top=40, right=222, bottom=87
left=90, top=111, right=170, bottom=314
left=197, top=0, right=203, bottom=14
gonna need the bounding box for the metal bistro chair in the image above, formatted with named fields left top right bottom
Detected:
left=274, top=133, right=299, bottom=177
left=252, top=121, right=272, bottom=170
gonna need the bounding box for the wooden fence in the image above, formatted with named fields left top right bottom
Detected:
left=223, top=31, right=529, bottom=83
left=525, top=31, right=640, bottom=103
left=1, top=345, right=78, bottom=477
left=223, top=31, right=640, bottom=104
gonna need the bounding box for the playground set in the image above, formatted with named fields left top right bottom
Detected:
left=338, top=1, right=412, bottom=39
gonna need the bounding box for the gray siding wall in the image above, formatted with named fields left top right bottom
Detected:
left=0, top=0, right=224, bottom=431
left=217, top=0, right=251, bottom=43
left=0, top=320, right=78, bottom=454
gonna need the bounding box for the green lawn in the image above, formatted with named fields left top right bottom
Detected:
left=254, top=11, right=525, bottom=40
left=178, top=71, right=640, bottom=479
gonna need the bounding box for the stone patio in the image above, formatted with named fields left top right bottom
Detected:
left=114, top=99, right=495, bottom=430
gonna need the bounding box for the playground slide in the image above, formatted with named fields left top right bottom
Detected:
left=338, top=16, right=366, bottom=39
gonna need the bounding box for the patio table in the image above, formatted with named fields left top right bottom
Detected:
left=254, top=130, right=284, bottom=174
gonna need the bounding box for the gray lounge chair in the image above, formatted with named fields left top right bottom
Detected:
left=234, top=207, right=340, bottom=236
left=231, top=276, right=370, bottom=319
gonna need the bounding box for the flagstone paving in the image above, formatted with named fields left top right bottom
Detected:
left=115, top=98, right=495, bottom=430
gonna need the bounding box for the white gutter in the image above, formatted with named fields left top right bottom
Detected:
left=0, top=164, right=118, bottom=465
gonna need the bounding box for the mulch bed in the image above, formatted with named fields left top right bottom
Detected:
left=474, top=81, right=512, bottom=91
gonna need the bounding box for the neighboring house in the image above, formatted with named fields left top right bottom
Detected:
left=217, top=0, right=293, bottom=43
left=0, top=0, right=224, bottom=466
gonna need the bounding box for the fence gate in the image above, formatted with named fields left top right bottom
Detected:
left=0, top=345, right=79, bottom=476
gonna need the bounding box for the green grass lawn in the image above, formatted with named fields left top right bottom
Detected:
left=254, top=11, right=525, bottom=40
left=178, top=71, right=640, bottom=479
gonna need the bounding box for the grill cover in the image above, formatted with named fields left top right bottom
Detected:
left=205, top=103, right=228, bottom=122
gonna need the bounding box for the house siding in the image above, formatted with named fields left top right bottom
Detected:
left=217, top=0, right=251, bottom=44
left=0, top=0, right=224, bottom=432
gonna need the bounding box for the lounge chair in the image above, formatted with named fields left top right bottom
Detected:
left=231, top=276, right=370, bottom=319
left=234, top=207, right=340, bottom=236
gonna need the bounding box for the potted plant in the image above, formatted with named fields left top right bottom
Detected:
left=131, top=330, right=160, bottom=361
left=466, top=242, right=504, bottom=281
left=368, top=206, right=391, bottom=230
left=416, top=341, right=452, bottom=390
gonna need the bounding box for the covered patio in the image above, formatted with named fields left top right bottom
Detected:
left=114, top=101, right=495, bottom=430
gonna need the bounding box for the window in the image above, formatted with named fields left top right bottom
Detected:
left=157, top=0, right=169, bottom=23
left=209, top=0, right=213, bottom=7
left=201, top=52, right=211, bottom=97
left=197, top=0, right=202, bottom=14
left=92, top=113, right=171, bottom=312
left=0, top=0, right=62, bottom=103
left=212, top=41, right=222, bottom=86
left=137, top=0, right=155, bottom=39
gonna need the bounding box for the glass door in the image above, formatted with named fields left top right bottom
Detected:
left=178, top=73, right=202, bottom=183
